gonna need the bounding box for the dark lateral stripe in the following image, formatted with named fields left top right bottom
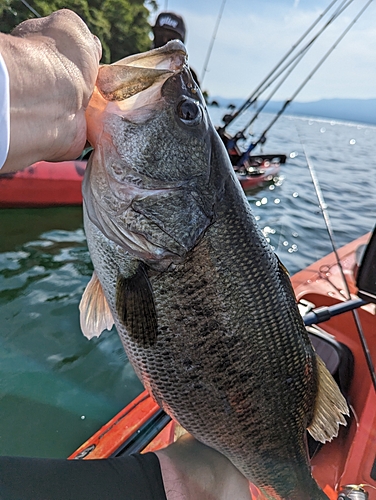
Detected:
left=111, top=297, right=368, bottom=457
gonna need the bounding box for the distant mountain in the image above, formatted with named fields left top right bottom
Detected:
left=209, top=97, right=376, bottom=126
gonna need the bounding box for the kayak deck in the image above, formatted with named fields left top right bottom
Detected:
left=70, top=234, right=376, bottom=499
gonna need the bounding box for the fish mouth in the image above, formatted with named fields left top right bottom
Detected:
left=96, top=40, right=188, bottom=102
left=115, top=39, right=187, bottom=71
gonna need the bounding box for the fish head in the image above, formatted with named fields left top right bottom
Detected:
left=86, top=40, right=189, bottom=143
left=84, top=41, right=226, bottom=270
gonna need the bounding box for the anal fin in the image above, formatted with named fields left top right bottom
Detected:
left=308, top=356, right=349, bottom=443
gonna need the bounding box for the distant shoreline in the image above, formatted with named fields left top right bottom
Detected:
left=209, top=97, right=376, bottom=126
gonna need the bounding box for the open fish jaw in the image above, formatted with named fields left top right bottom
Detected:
left=96, top=40, right=187, bottom=104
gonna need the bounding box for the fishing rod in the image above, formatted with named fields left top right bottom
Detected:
left=200, top=0, right=227, bottom=85
left=239, top=46, right=310, bottom=138
left=234, top=0, right=354, bottom=134
left=221, top=0, right=344, bottom=130
left=246, top=0, right=375, bottom=156
left=19, top=0, right=41, bottom=17
left=238, top=0, right=355, bottom=138
left=303, top=147, right=376, bottom=393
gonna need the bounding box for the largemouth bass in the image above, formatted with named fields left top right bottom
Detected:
left=80, top=41, right=348, bottom=500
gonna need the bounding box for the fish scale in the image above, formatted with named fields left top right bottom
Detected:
left=84, top=191, right=323, bottom=498
left=80, top=40, right=348, bottom=500
left=140, top=233, right=314, bottom=498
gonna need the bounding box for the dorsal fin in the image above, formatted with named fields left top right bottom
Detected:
left=116, top=263, right=158, bottom=348
left=307, top=356, right=349, bottom=443
left=79, top=272, right=114, bottom=339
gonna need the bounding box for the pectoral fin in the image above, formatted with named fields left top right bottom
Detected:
left=79, top=272, right=114, bottom=339
left=116, top=263, right=158, bottom=348
left=307, top=356, right=349, bottom=443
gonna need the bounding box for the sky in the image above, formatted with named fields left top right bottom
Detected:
left=149, top=0, right=376, bottom=102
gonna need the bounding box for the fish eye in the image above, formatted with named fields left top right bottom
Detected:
left=177, top=98, right=202, bottom=125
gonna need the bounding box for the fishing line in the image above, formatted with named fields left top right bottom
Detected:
left=249, top=0, right=375, bottom=152
left=303, top=148, right=345, bottom=283
left=200, top=0, right=227, bottom=85
left=250, top=0, right=352, bottom=98
left=241, top=46, right=310, bottom=136
left=19, top=0, right=41, bottom=17
left=301, top=142, right=376, bottom=392
left=239, top=0, right=354, bottom=136
left=221, top=0, right=344, bottom=130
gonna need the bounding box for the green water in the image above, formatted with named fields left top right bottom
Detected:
left=0, top=207, right=142, bottom=458
left=0, top=111, right=375, bottom=459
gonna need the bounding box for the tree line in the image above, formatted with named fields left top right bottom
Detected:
left=0, top=0, right=157, bottom=63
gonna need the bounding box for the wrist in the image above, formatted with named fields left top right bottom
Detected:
left=155, top=434, right=252, bottom=500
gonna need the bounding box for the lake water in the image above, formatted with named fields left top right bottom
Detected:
left=0, top=108, right=375, bottom=458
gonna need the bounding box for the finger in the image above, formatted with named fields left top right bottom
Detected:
left=11, top=9, right=101, bottom=64
left=92, top=35, right=102, bottom=64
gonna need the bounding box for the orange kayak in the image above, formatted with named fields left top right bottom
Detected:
left=0, top=158, right=276, bottom=208
left=70, top=232, right=376, bottom=500
left=0, top=160, right=86, bottom=207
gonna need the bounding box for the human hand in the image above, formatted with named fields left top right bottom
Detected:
left=1, top=9, right=101, bottom=172
left=155, top=433, right=252, bottom=500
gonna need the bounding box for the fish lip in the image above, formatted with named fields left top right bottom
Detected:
left=112, top=40, right=187, bottom=72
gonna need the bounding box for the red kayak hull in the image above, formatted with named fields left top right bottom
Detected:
left=70, top=233, right=376, bottom=499
left=0, top=158, right=279, bottom=208
left=0, top=161, right=86, bottom=208
left=291, top=233, right=376, bottom=499
left=237, top=162, right=280, bottom=191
